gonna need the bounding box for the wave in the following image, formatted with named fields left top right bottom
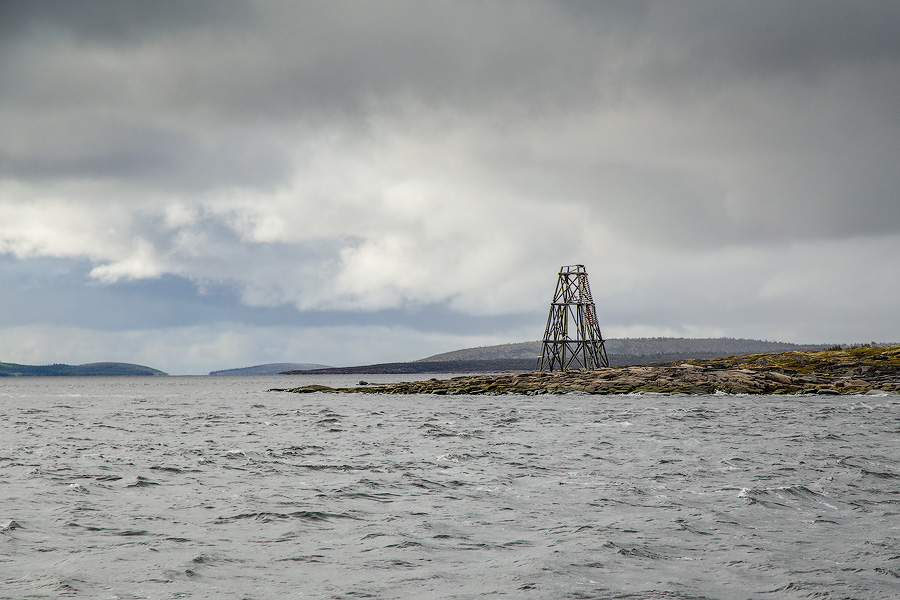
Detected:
left=859, top=468, right=899, bottom=480
left=604, top=540, right=664, bottom=560
left=738, top=485, right=845, bottom=510
left=277, top=554, right=326, bottom=563
left=149, top=465, right=200, bottom=474
left=334, top=491, right=400, bottom=503
left=125, top=476, right=159, bottom=488
left=213, top=510, right=358, bottom=524
left=838, top=457, right=900, bottom=480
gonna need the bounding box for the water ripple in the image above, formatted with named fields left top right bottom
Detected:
left=1, top=376, right=898, bottom=598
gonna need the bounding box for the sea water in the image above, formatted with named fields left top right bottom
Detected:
left=1, top=375, right=899, bottom=599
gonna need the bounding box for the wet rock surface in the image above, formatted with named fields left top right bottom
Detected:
left=274, top=345, right=900, bottom=396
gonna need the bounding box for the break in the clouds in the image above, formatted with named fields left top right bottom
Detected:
left=1, top=1, right=899, bottom=374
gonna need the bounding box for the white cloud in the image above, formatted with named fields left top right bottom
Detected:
left=0, top=190, right=123, bottom=260
left=88, top=238, right=163, bottom=282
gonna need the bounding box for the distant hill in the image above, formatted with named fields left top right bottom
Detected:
left=282, top=338, right=838, bottom=376
left=419, top=338, right=833, bottom=363
left=0, top=361, right=168, bottom=377
left=210, top=363, right=332, bottom=376
left=419, top=341, right=541, bottom=362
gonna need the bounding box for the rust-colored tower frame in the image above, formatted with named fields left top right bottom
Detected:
left=537, top=264, right=609, bottom=371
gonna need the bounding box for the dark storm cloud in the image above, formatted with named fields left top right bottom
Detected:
left=0, top=1, right=611, bottom=120
left=690, top=1, right=900, bottom=78
left=6, top=1, right=899, bottom=112
left=3, top=1, right=896, bottom=198
left=0, top=0, right=249, bottom=45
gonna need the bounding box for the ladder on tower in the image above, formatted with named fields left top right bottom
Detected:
left=579, top=272, right=597, bottom=329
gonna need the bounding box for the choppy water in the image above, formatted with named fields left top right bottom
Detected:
left=1, top=376, right=899, bottom=599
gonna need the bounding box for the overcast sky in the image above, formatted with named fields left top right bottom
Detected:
left=1, top=1, right=899, bottom=374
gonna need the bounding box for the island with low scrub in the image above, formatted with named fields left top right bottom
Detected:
left=273, top=344, right=900, bottom=396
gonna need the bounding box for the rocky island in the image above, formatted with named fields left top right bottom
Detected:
left=273, top=344, right=900, bottom=396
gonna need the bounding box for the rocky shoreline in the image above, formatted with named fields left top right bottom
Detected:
left=272, top=345, right=900, bottom=396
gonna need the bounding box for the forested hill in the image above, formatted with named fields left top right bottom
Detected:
left=418, top=338, right=833, bottom=363
left=284, top=338, right=843, bottom=376
left=0, top=362, right=168, bottom=377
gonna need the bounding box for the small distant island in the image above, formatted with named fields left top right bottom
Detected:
left=210, top=363, right=331, bottom=376
left=0, top=361, right=168, bottom=377
left=273, top=345, right=900, bottom=396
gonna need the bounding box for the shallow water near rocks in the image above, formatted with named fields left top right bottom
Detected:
left=2, top=375, right=899, bottom=599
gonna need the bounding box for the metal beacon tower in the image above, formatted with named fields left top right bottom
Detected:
left=537, top=264, right=609, bottom=371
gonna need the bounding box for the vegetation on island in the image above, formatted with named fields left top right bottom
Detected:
left=677, top=343, right=899, bottom=374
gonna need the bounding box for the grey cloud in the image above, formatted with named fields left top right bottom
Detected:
left=0, top=0, right=249, bottom=47
left=572, top=1, right=900, bottom=96
left=5, top=1, right=899, bottom=182
left=0, top=114, right=292, bottom=190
